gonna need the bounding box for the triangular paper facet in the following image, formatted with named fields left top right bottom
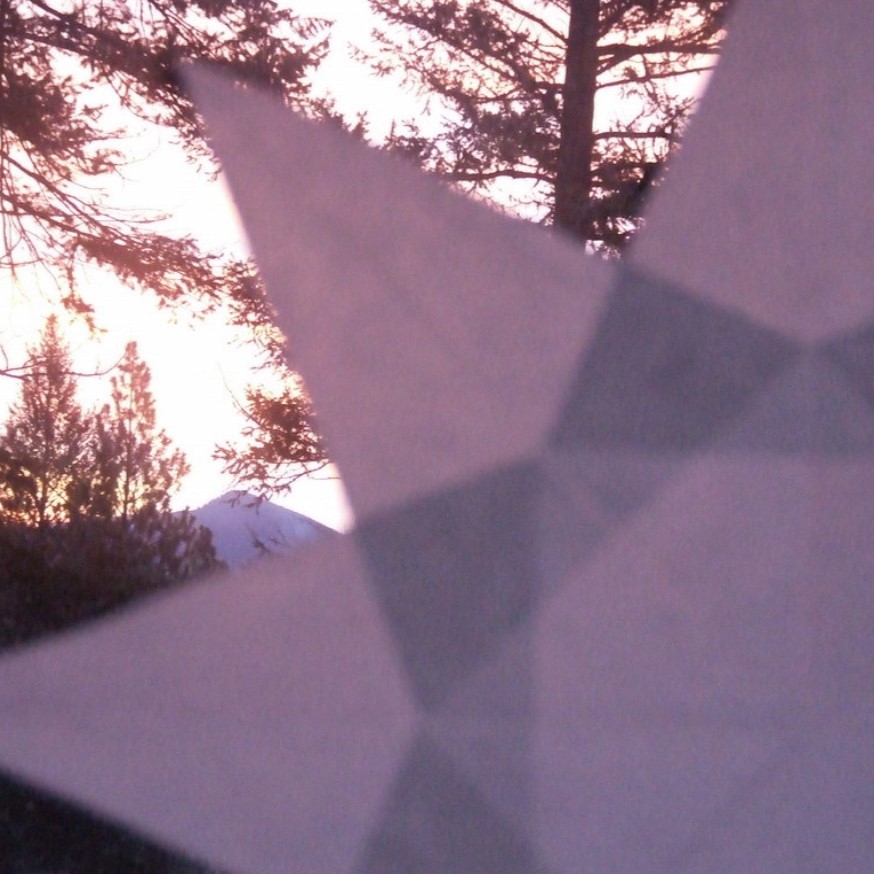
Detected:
left=632, top=0, right=874, bottom=343
left=0, top=539, right=417, bottom=873
left=184, top=64, right=614, bottom=517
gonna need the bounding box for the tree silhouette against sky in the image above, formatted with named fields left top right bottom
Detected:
left=365, top=0, right=731, bottom=250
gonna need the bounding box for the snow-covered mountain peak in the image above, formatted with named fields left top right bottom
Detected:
left=191, top=491, right=334, bottom=568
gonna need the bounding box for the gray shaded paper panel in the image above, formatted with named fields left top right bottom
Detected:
left=825, top=323, right=874, bottom=411
left=716, top=352, right=874, bottom=454
left=534, top=447, right=685, bottom=594
left=428, top=626, right=535, bottom=832
left=551, top=268, right=796, bottom=452
left=357, top=462, right=540, bottom=711
left=358, top=734, right=545, bottom=874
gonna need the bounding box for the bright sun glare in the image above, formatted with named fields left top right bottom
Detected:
left=0, top=3, right=388, bottom=532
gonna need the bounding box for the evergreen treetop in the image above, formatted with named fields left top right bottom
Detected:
left=0, top=314, right=91, bottom=527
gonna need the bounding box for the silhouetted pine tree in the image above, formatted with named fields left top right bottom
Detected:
left=0, top=315, right=92, bottom=528
left=365, top=0, right=733, bottom=251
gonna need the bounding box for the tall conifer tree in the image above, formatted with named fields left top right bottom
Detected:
left=364, top=0, right=732, bottom=250
left=0, top=315, right=91, bottom=527
left=88, top=341, right=217, bottom=585
left=91, top=342, right=188, bottom=524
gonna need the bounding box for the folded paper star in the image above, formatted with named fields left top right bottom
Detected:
left=1, top=0, right=873, bottom=870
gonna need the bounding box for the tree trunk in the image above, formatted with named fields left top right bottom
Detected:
left=554, top=0, right=601, bottom=241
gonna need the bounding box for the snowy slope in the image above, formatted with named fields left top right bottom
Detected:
left=191, top=490, right=334, bottom=568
